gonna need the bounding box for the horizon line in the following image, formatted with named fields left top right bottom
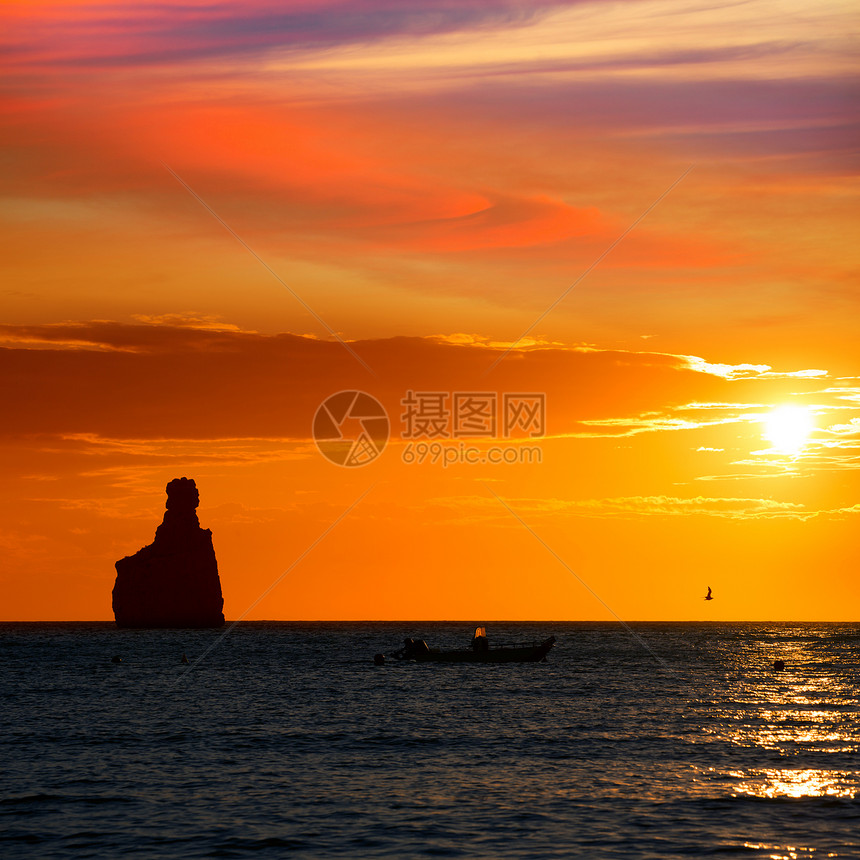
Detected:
left=0, top=619, right=853, bottom=625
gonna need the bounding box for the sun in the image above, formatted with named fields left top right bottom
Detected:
left=763, top=405, right=814, bottom=454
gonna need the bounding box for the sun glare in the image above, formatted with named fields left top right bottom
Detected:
left=763, top=405, right=814, bottom=454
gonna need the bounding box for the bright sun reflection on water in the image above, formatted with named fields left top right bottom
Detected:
left=763, top=405, right=814, bottom=454
left=732, top=768, right=856, bottom=799
left=741, top=841, right=830, bottom=860
left=710, top=635, right=859, bottom=811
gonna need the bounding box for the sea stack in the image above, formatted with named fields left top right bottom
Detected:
left=112, top=478, right=225, bottom=628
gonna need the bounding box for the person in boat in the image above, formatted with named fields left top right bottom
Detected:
left=471, top=626, right=489, bottom=652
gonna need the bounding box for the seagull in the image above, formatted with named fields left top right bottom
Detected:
left=704, top=586, right=713, bottom=601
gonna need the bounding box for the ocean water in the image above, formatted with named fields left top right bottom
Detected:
left=1, top=622, right=858, bottom=859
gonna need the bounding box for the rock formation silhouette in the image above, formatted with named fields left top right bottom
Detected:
left=113, top=478, right=225, bottom=628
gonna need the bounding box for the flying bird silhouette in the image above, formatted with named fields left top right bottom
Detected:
left=704, top=586, right=713, bottom=601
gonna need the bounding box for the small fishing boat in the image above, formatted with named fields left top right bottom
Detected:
left=387, top=627, right=555, bottom=664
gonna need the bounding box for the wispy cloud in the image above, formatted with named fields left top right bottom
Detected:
left=426, top=492, right=859, bottom=522
left=2, top=0, right=572, bottom=69
left=683, top=357, right=828, bottom=380
left=1, top=322, right=850, bottom=447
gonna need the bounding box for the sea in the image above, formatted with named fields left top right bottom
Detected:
left=1, top=622, right=858, bottom=859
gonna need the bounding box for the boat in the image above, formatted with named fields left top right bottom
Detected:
left=386, top=626, right=555, bottom=664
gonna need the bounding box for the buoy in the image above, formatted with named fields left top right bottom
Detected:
left=373, top=653, right=385, bottom=666
left=111, top=655, right=122, bottom=664
left=773, top=659, right=785, bottom=671
left=181, top=653, right=189, bottom=664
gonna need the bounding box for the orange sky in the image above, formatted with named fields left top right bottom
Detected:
left=1, top=0, right=858, bottom=620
